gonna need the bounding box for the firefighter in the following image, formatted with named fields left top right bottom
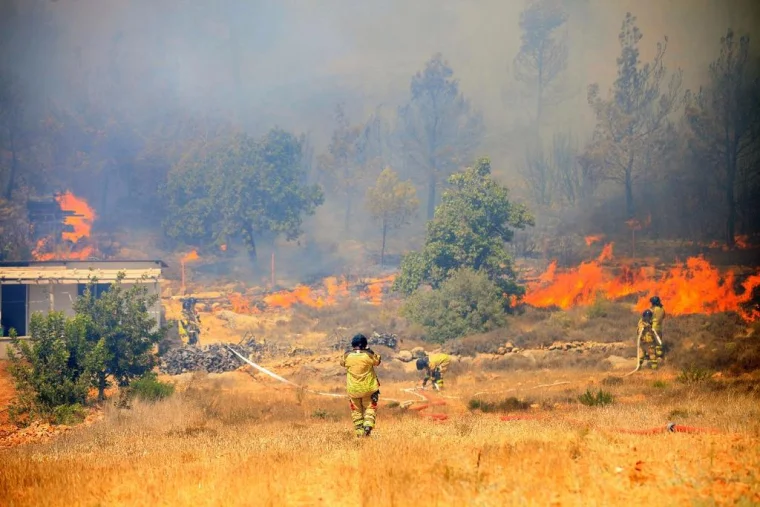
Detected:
left=180, top=297, right=201, bottom=345
left=340, top=334, right=381, bottom=437
left=649, top=295, right=665, bottom=339
left=416, top=353, right=451, bottom=390
left=637, top=309, right=661, bottom=370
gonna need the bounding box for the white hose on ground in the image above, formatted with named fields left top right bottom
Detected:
left=225, top=344, right=420, bottom=404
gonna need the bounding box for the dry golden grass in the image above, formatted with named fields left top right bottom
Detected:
left=1, top=366, right=759, bottom=507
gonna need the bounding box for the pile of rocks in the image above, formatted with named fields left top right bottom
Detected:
left=332, top=331, right=399, bottom=351
left=490, top=340, right=629, bottom=355
left=159, top=338, right=272, bottom=375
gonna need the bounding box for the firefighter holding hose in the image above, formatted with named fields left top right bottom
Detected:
left=340, top=334, right=381, bottom=437
left=649, top=295, right=666, bottom=354
left=637, top=309, right=662, bottom=369
left=416, top=353, right=451, bottom=390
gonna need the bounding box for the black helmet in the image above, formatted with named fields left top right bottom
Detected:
left=642, top=309, right=653, bottom=319
left=650, top=296, right=661, bottom=306
left=416, top=357, right=429, bottom=370
left=351, top=334, right=368, bottom=349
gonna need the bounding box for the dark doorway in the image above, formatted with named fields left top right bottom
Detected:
left=1, top=284, right=28, bottom=337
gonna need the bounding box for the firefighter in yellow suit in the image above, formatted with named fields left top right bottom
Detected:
left=416, top=353, right=451, bottom=389
left=340, top=334, right=381, bottom=437
left=649, top=296, right=665, bottom=353
left=637, top=309, right=661, bottom=369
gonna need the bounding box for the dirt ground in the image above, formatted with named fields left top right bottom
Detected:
left=1, top=358, right=759, bottom=506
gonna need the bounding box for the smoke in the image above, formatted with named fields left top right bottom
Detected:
left=3, top=0, right=759, bottom=274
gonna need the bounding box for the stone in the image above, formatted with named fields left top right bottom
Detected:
left=411, top=347, right=426, bottom=358
left=396, top=350, right=414, bottom=362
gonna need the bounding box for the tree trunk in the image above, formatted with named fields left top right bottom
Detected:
left=380, top=220, right=387, bottom=267
left=245, top=225, right=258, bottom=261
left=426, top=173, right=437, bottom=220
left=725, top=171, right=736, bottom=248
left=624, top=156, right=635, bottom=218
left=97, top=372, right=107, bottom=401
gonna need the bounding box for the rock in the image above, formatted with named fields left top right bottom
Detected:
left=496, top=347, right=507, bottom=355
left=504, top=342, right=515, bottom=349
left=396, top=350, right=414, bottom=362
left=159, top=337, right=278, bottom=375
left=411, top=347, right=426, bottom=358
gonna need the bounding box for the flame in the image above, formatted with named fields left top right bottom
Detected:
left=228, top=275, right=396, bottom=313
left=585, top=235, right=604, bottom=246
left=57, top=191, right=95, bottom=243
left=525, top=243, right=759, bottom=321
left=181, top=250, right=200, bottom=263
left=31, top=192, right=98, bottom=261
left=220, top=244, right=228, bottom=251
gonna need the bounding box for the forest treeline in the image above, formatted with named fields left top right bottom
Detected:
left=0, top=0, right=758, bottom=262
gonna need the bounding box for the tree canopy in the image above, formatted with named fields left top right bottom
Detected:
left=393, top=157, right=534, bottom=301
left=162, top=128, right=324, bottom=259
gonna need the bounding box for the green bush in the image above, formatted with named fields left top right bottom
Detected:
left=578, top=389, right=614, bottom=407
left=676, top=364, right=712, bottom=384
left=7, top=313, right=92, bottom=424
left=129, top=372, right=175, bottom=402
left=52, top=403, right=87, bottom=425
left=401, top=268, right=508, bottom=343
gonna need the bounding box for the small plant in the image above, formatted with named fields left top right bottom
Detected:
left=652, top=380, right=668, bottom=389
left=468, top=396, right=531, bottom=413
left=311, top=409, right=329, bottom=419
left=586, top=298, right=609, bottom=319
left=677, top=365, right=712, bottom=384
left=386, top=401, right=400, bottom=409
left=578, top=389, right=614, bottom=407
left=52, top=403, right=86, bottom=425
left=129, top=372, right=175, bottom=402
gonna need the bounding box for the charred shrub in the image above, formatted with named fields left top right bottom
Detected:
left=468, top=397, right=531, bottom=413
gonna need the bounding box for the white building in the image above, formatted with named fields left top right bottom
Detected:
left=0, top=260, right=165, bottom=359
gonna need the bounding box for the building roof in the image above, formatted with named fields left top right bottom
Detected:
left=0, top=264, right=163, bottom=284
left=0, top=259, right=168, bottom=268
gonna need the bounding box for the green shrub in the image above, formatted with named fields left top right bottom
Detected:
left=578, top=389, right=614, bottom=407
left=652, top=380, right=668, bottom=389
left=52, top=403, right=86, bottom=425
left=402, top=268, right=509, bottom=343
left=129, top=372, right=175, bottom=402
left=7, top=313, right=92, bottom=424
left=467, top=396, right=531, bottom=413
left=676, top=364, right=712, bottom=384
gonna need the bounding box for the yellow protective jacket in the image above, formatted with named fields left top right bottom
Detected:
left=637, top=319, right=655, bottom=343
left=428, top=353, right=451, bottom=373
left=651, top=306, right=665, bottom=334
left=340, top=349, right=381, bottom=397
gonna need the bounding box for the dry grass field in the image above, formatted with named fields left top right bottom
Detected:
left=2, top=364, right=759, bottom=507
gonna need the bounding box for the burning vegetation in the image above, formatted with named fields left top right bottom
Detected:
left=30, top=192, right=98, bottom=261
left=524, top=243, right=760, bottom=321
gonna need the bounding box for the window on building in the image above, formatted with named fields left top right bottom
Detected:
left=1, top=284, right=28, bottom=336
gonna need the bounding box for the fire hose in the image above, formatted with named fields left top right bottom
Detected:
left=624, top=328, right=663, bottom=377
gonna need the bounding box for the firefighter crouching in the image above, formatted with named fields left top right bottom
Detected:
left=637, top=309, right=662, bottom=369
left=340, top=334, right=381, bottom=437
left=416, top=353, right=451, bottom=390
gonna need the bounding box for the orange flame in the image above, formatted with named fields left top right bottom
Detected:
left=31, top=192, right=98, bottom=261
left=229, top=275, right=396, bottom=313
left=57, top=191, right=95, bottom=243
left=525, top=243, right=759, bottom=321
left=585, top=235, right=604, bottom=246
left=181, top=250, right=200, bottom=263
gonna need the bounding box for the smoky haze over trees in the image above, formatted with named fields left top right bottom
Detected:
left=0, top=0, right=758, bottom=269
